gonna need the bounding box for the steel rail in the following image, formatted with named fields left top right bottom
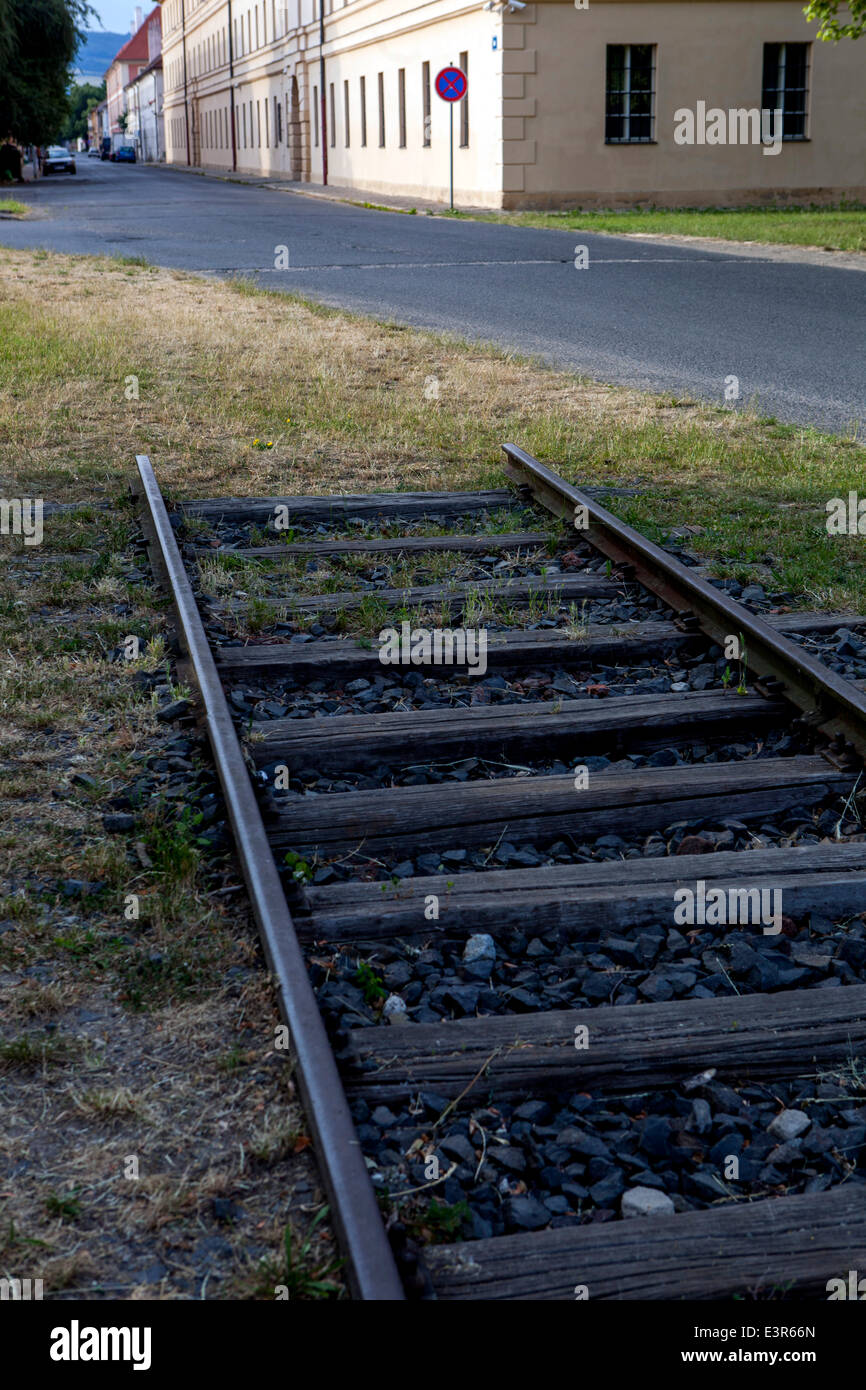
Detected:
left=134, top=455, right=405, bottom=1302
left=503, top=443, right=866, bottom=765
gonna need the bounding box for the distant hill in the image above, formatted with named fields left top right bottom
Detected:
left=73, top=30, right=129, bottom=84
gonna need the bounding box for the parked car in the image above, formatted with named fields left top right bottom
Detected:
left=87, top=145, right=101, bottom=158
left=101, top=137, right=111, bottom=160
left=114, top=146, right=137, bottom=163
left=43, top=145, right=76, bottom=174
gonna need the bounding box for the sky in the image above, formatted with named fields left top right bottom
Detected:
left=86, top=0, right=148, bottom=33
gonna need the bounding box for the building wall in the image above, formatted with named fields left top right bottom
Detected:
left=106, top=62, right=135, bottom=133
left=161, top=0, right=316, bottom=174
left=105, top=7, right=161, bottom=137
left=128, top=68, right=166, bottom=161
left=159, top=0, right=866, bottom=208
left=314, top=0, right=501, bottom=205
left=512, top=0, right=866, bottom=208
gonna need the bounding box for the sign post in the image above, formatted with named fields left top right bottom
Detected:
left=434, top=63, right=468, bottom=211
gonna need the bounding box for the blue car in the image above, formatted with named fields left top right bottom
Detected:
left=114, top=146, right=136, bottom=163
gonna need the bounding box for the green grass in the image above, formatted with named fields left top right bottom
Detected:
left=246, top=1208, right=343, bottom=1300
left=44, top=1188, right=83, bottom=1223
left=0, top=1035, right=79, bottom=1070
left=0, top=198, right=28, bottom=217
left=354, top=960, right=387, bottom=1006
left=469, top=204, right=866, bottom=254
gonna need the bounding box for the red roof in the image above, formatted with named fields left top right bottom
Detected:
left=110, top=7, right=161, bottom=68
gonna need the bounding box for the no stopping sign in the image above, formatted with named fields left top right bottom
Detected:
left=435, top=66, right=468, bottom=102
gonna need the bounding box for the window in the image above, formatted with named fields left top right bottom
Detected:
left=264, top=97, right=269, bottom=147
left=360, top=75, right=367, bottom=146
left=398, top=68, right=406, bottom=147
left=344, top=80, right=350, bottom=146
left=605, top=44, right=655, bottom=142
left=459, top=51, right=469, bottom=147
left=762, top=42, right=809, bottom=139
left=329, top=83, right=336, bottom=146
left=378, top=72, right=385, bottom=146
left=422, top=61, right=431, bottom=147
left=313, top=85, right=319, bottom=145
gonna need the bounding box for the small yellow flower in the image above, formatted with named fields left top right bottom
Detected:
left=267, top=441, right=273, bottom=448
left=253, top=438, right=259, bottom=444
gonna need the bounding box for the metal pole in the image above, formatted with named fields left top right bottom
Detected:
left=181, top=0, right=191, bottom=165
left=449, top=103, right=453, bottom=210
left=228, top=0, right=237, bottom=171
left=319, top=0, right=328, bottom=184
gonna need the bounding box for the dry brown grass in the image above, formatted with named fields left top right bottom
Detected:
left=0, top=245, right=710, bottom=504
left=0, top=251, right=351, bottom=1300
left=3, top=243, right=863, bottom=608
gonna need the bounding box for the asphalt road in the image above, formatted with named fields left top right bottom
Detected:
left=4, top=160, right=864, bottom=434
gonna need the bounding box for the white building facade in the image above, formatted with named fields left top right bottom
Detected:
left=127, top=57, right=166, bottom=160
left=159, top=0, right=866, bottom=209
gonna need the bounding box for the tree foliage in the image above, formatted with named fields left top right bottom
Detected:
left=804, top=0, right=866, bottom=40
left=61, top=80, right=105, bottom=142
left=0, top=0, right=95, bottom=144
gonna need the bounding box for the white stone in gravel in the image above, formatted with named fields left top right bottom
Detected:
left=670, top=682, right=689, bottom=692
left=383, top=994, right=410, bottom=1025
left=463, top=933, right=497, bottom=979
left=621, top=1186, right=676, bottom=1219
left=768, top=1108, right=810, bottom=1141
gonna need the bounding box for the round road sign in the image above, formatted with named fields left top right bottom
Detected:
left=434, top=66, right=468, bottom=102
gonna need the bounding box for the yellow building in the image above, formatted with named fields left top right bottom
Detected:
left=159, top=0, right=866, bottom=209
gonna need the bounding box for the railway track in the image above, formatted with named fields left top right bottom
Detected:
left=135, top=446, right=866, bottom=1302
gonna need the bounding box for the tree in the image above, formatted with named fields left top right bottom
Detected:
left=61, top=80, right=105, bottom=143
left=804, top=0, right=866, bottom=40
left=0, top=0, right=95, bottom=145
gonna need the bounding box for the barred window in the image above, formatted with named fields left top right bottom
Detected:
left=422, top=61, right=431, bottom=147
left=762, top=42, right=810, bottom=140
left=605, top=44, right=655, bottom=143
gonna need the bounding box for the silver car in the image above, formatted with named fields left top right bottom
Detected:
left=44, top=146, right=76, bottom=174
